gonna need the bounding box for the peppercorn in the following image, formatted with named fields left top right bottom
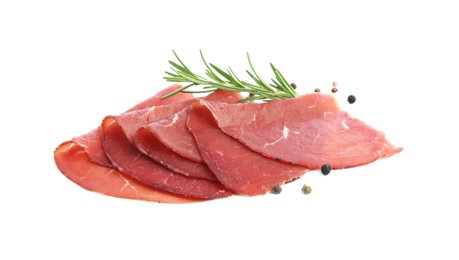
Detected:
left=331, top=82, right=338, bottom=93
left=271, top=185, right=282, bottom=194
left=347, top=95, right=356, bottom=104
left=314, top=88, right=321, bottom=93
left=321, top=164, right=331, bottom=175
left=301, top=185, right=312, bottom=194
left=290, top=83, right=297, bottom=89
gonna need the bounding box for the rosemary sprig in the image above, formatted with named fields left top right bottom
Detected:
left=162, top=50, right=298, bottom=102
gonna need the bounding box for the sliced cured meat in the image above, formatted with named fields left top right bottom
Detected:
left=72, top=128, right=111, bottom=166
left=113, top=98, right=217, bottom=181
left=125, top=84, right=193, bottom=112
left=134, top=91, right=241, bottom=181
left=139, top=107, right=203, bottom=162
left=54, top=141, right=200, bottom=203
left=138, top=90, right=242, bottom=163
left=187, top=101, right=309, bottom=196
left=135, top=124, right=217, bottom=181
left=71, top=84, right=194, bottom=166
left=115, top=99, right=194, bottom=143
left=202, top=93, right=403, bottom=169
left=101, top=116, right=233, bottom=199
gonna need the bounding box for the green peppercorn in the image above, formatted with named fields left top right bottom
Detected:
left=321, top=164, right=331, bottom=175
left=271, top=185, right=282, bottom=194
left=301, top=185, right=312, bottom=194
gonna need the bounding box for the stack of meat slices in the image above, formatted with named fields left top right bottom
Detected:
left=54, top=84, right=402, bottom=203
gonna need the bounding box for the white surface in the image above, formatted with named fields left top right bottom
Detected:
left=1, top=1, right=458, bottom=259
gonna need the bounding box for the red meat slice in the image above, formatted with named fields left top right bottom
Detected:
left=187, top=101, right=309, bottom=196
left=54, top=141, right=201, bottom=203
left=114, top=99, right=216, bottom=181
left=101, top=116, right=233, bottom=199
left=72, top=84, right=194, bottom=166
left=113, top=98, right=217, bottom=181
left=72, top=128, right=111, bottom=166
left=134, top=91, right=241, bottom=181
left=135, top=122, right=217, bottom=181
left=138, top=91, right=242, bottom=163
left=138, top=107, right=203, bottom=162
left=115, top=99, right=194, bottom=143
left=203, top=93, right=402, bottom=169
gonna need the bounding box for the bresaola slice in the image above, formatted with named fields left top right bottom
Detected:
left=138, top=91, right=242, bottom=163
left=54, top=141, right=200, bottom=203
left=71, top=84, right=194, bottom=167
left=115, top=99, right=194, bottom=143
left=187, top=101, right=309, bottom=196
left=139, top=108, right=203, bottom=162
left=113, top=99, right=217, bottom=181
left=135, top=123, right=217, bottom=181
left=54, top=85, right=199, bottom=202
left=134, top=91, right=242, bottom=180
left=72, top=128, right=112, bottom=167
left=202, top=93, right=403, bottom=169
left=101, top=116, right=233, bottom=199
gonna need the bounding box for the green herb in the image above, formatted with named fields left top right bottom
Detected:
left=162, top=50, right=298, bottom=102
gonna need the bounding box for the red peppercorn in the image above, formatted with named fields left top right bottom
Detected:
left=331, top=82, right=338, bottom=93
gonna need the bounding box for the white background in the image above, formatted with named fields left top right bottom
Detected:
left=1, top=0, right=458, bottom=259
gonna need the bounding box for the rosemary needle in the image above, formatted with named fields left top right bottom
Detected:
left=162, top=50, right=298, bottom=102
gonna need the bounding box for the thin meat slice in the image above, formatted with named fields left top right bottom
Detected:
left=101, top=116, right=233, bottom=199
left=203, top=93, right=403, bottom=169
left=113, top=98, right=217, bottom=181
left=54, top=141, right=201, bottom=203
left=187, top=101, right=309, bottom=196
left=135, top=123, right=217, bottom=181
left=138, top=107, right=203, bottom=163
left=71, top=84, right=194, bottom=166
left=134, top=91, right=242, bottom=181
left=115, top=99, right=194, bottom=143
left=72, top=128, right=111, bottom=166
left=138, top=90, right=242, bottom=163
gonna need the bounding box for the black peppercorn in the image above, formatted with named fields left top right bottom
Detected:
left=347, top=95, right=356, bottom=104
left=271, top=185, right=282, bottom=194
left=321, top=164, right=331, bottom=175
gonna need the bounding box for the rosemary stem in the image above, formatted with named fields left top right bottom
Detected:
left=162, top=50, right=298, bottom=102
